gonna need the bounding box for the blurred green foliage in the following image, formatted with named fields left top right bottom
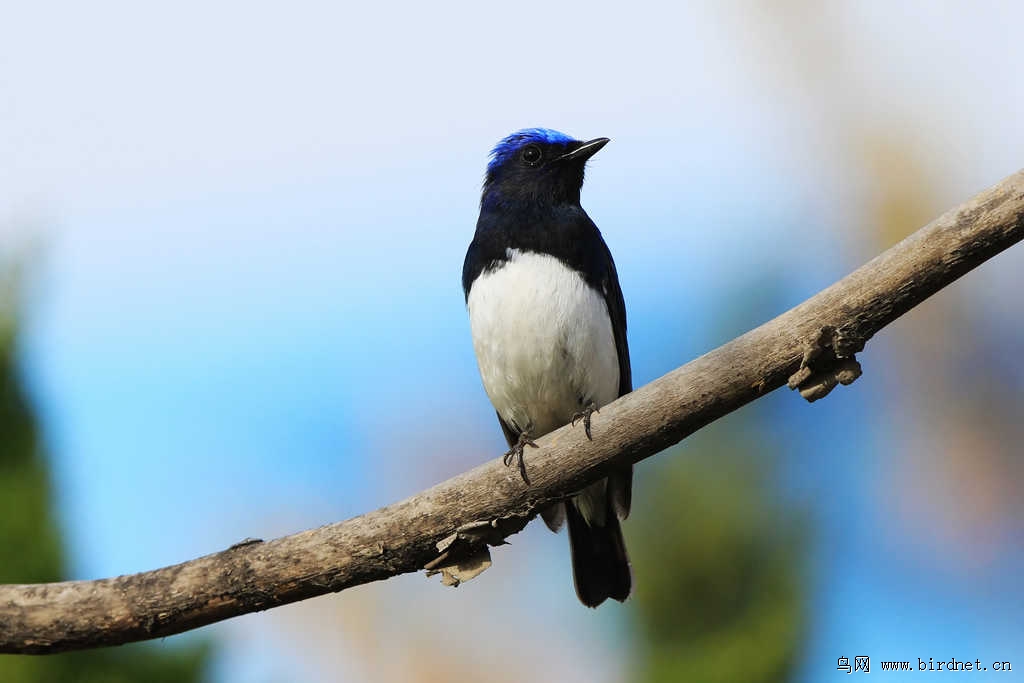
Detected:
left=628, top=415, right=808, bottom=682
left=626, top=270, right=809, bottom=683
left=0, top=277, right=213, bottom=682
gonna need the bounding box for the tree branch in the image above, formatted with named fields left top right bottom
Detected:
left=3, top=170, right=1023, bottom=655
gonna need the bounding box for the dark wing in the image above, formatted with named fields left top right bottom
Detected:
left=598, top=237, right=633, bottom=520
left=598, top=239, right=631, bottom=398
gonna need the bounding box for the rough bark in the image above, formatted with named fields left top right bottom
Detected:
left=2, top=170, right=1022, bottom=654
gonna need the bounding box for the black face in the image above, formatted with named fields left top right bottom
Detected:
left=482, top=137, right=609, bottom=209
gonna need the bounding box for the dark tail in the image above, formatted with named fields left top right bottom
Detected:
left=565, top=491, right=632, bottom=608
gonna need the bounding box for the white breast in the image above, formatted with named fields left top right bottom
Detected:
left=467, top=249, right=620, bottom=438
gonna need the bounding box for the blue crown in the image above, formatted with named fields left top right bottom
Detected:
left=487, top=128, right=577, bottom=174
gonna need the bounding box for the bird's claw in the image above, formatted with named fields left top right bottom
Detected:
left=503, top=432, right=537, bottom=484
left=571, top=402, right=599, bottom=440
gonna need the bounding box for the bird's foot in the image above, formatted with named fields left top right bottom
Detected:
left=503, top=431, right=538, bottom=484
left=571, top=402, right=599, bottom=440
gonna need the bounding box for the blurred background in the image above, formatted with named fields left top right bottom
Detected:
left=2, top=1, right=1022, bottom=681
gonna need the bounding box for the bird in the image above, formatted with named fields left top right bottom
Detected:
left=462, top=128, right=633, bottom=607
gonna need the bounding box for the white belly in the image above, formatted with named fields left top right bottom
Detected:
left=467, top=250, right=620, bottom=438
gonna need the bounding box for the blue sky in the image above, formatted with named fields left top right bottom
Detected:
left=4, top=1, right=1023, bottom=681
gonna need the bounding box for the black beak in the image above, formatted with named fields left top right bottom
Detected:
left=556, top=137, right=610, bottom=162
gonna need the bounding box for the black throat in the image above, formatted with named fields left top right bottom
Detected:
left=462, top=198, right=610, bottom=300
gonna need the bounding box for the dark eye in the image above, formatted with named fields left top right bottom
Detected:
left=521, top=145, right=542, bottom=165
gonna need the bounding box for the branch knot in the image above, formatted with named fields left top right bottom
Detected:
left=787, top=325, right=863, bottom=402
left=423, top=516, right=531, bottom=587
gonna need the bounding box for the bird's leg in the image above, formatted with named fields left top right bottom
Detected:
left=503, top=424, right=537, bottom=484
left=571, top=402, right=599, bottom=440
